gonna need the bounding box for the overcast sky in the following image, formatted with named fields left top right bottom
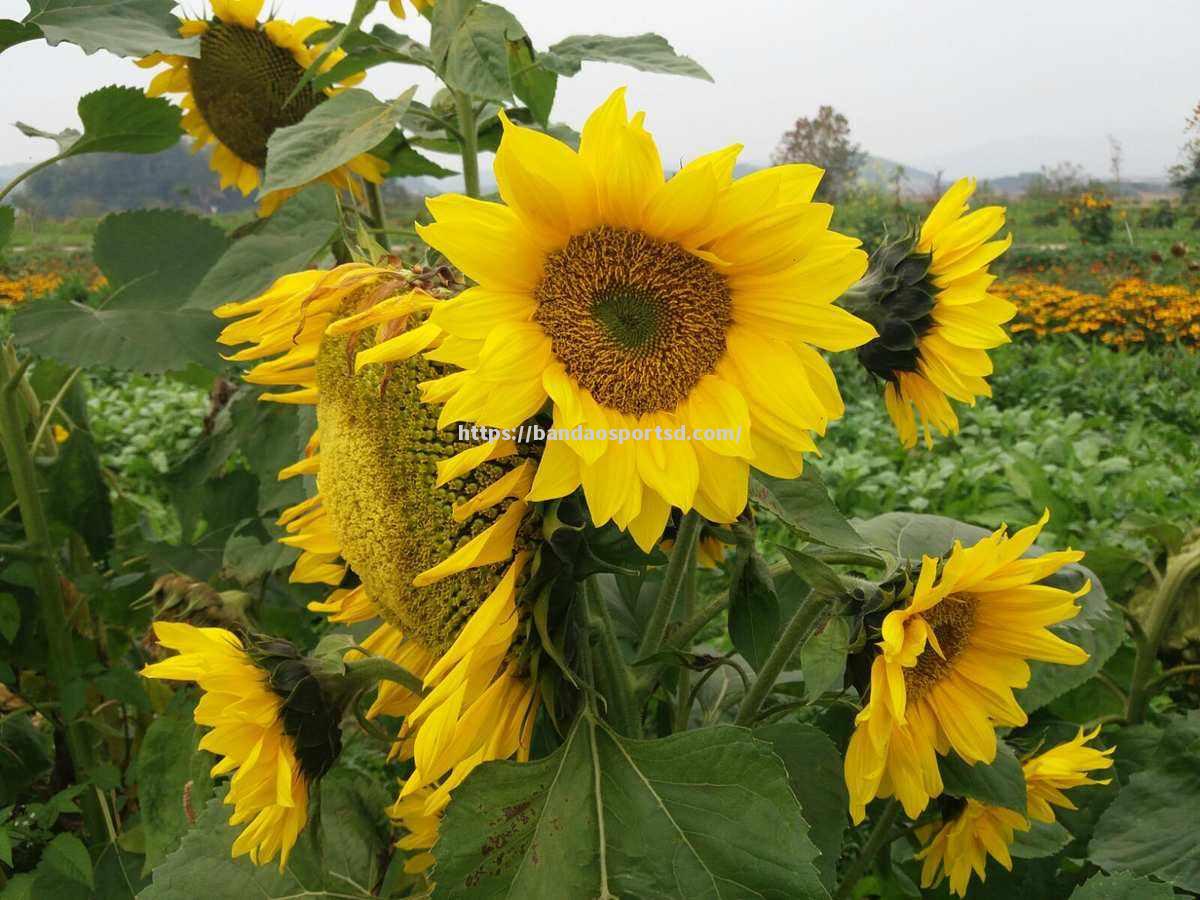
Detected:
left=3, top=0, right=1197, bottom=179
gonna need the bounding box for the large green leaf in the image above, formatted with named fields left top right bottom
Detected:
left=188, top=185, right=339, bottom=310
left=261, top=87, right=416, bottom=194
left=312, top=23, right=434, bottom=91
left=540, top=33, right=713, bottom=81
left=1070, top=871, right=1176, bottom=899
left=141, top=769, right=389, bottom=898
left=13, top=210, right=229, bottom=373
left=434, top=715, right=829, bottom=898
left=431, top=0, right=527, bottom=101
left=23, top=0, right=197, bottom=58
left=1088, top=713, right=1200, bottom=892
left=134, top=700, right=214, bottom=871
left=801, top=614, right=850, bottom=702
left=939, top=741, right=1027, bottom=814
left=508, top=38, right=556, bottom=125
left=756, top=723, right=848, bottom=891
left=17, top=86, right=181, bottom=160
left=751, top=470, right=870, bottom=551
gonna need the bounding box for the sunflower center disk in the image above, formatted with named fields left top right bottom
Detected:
left=903, top=594, right=977, bottom=700
left=533, top=226, right=733, bottom=416
left=315, top=316, right=530, bottom=655
left=187, top=21, right=323, bottom=168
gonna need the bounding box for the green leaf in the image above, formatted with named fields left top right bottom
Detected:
left=0, top=592, right=19, bottom=643
left=756, top=723, right=848, bottom=890
left=38, top=833, right=94, bottom=892
left=59, top=86, right=182, bottom=157
left=751, top=470, right=870, bottom=551
left=508, top=39, right=556, bottom=126
left=371, top=130, right=457, bottom=178
left=141, top=768, right=388, bottom=898
left=1089, top=713, right=1200, bottom=892
left=0, top=206, right=13, bottom=253
left=434, top=715, right=828, bottom=898
left=261, top=87, right=416, bottom=194
left=855, top=511, right=992, bottom=559
left=0, top=826, right=11, bottom=867
left=0, top=19, right=43, bottom=54
left=23, top=0, right=197, bottom=58
left=1011, top=819, right=1071, bottom=859
left=188, top=185, right=339, bottom=310
left=431, top=1, right=527, bottom=101
left=801, top=614, right=850, bottom=702
left=13, top=209, right=229, bottom=373
left=727, top=546, right=780, bottom=671
left=1070, top=871, right=1176, bottom=900
left=540, top=33, right=713, bottom=81
left=311, top=23, right=434, bottom=91
left=939, top=742, right=1027, bottom=814
left=779, top=545, right=849, bottom=598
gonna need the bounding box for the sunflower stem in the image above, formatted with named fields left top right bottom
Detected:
left=453, top=90, right=481, bottom=199
left=673, top=559, right=699, bottom=732
left=585, top=578, right=641, bottom=738
left=343, top=655, right=426, bottom=699
left=833, top=799, right=901, bottom=900
left=1126, top=546, right=1200, bottom=723
left=364, top=181, right=390, bottom=250
left=0, top=154, right=62, bottom=205
left=637, top=511, right=702, bottom=662
left=733, top=587, right=830, bottom=727
left=0, top=340, right=105, bottom=842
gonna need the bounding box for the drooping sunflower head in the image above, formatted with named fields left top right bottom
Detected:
left=849, top=177, right=1016, bottom=448
left=1021, top=725, right=1114, bottom=823
left=138, top=0, right=386, bottom=215
left=844, top=511, right=1091, bottom=823
left=418, top=88, right=876, bottom=552
left=141, top=622, right=343, bottom=869
left=216, top=261, right=549, bottom=832
left=915, top=795, right=1030, bottom=897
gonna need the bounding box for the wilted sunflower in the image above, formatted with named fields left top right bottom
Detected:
left=850, top=177, right=1015, bottom=448
left=138, top=0, right=386, bottom=216
left=844, top=511, right=1090, bottom=823
left=916, top=728, right=1113, bottom=896
left=215, top=262, right=544, bottom=848
left=418, top=88, right=875, bottom=551
left=142, top=622, right=341, bottom=869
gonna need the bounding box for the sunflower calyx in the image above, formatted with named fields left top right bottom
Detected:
left=845, top=230, right=938, bottom=382
left=246, top=635, right=344, bottom=782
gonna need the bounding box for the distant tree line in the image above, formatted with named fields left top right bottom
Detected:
left=12, top=144, right=255, bottom=219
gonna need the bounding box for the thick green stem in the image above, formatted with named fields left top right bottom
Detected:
left=453, top=91, right=481, bottom=199
left=1126, top=547, right=1200, bottom=723
left=673, top=555, right=698, bottom=732
left=637, top=510, right=702, bottom=661
left=364, top=181, right=390, bottom=250
left=734, top=589, right=829, bottom=726
left=0, top=342, right=105, bottom=841
left=585, top=579, right=640, bottom=737
left=833, top=799, right=901, bottom=900
left=0, top=155, right=61, bottom=205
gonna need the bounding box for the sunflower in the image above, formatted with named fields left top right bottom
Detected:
left=138, top=0, right=387, bottom=216
left=417, top=88, right=875, bottom=552
left=388, top=788, right=441, bottom=876
left=1022, top=725, right=1114, bottom=824
left=141, top=622, right=340, bottom=869
left=851, top=177, right=1015, bottom=448
left=215, top=261, right=542, bottom=833
left=844, top=511, right=1090, bottom=823
left=916, top=728, right=1114, bottom=895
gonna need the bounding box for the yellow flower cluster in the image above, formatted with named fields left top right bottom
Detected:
left=999, top=275, right=1200, bottom=348
left=1070, top=192, right=1111, bottom=214
left=0, top=272, right=64, bottom=307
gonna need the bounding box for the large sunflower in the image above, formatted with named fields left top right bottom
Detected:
left=215, top=262, right=543, bottom=861
left=916, top=727, right=1113, bottom=896
left=138, top=0, right=386, bottom=216
left=417, top=88, right=875, bottom=551
left=852, top=177, right=1015, bottom=448
left=142, top=622, right=340, bottom=869
left=844, top=511, right=1090, bottom=823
